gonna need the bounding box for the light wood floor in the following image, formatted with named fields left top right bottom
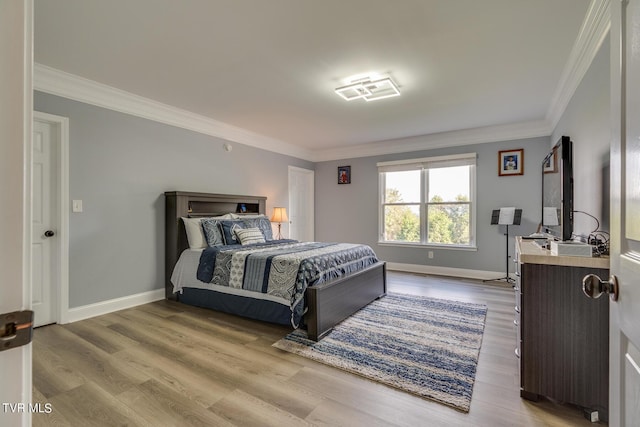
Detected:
left=32, top=271, right=602, bottom=426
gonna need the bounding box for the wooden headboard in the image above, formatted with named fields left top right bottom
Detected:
left=164, top=191, right=266, bottom=300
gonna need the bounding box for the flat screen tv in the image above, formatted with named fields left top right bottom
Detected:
left=541, top=136, right=573, bottom=241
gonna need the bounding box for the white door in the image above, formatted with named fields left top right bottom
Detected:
left=288, top=166, right=314, bottom=241
left=32, top=119, right=58, bottom=327
left=0, top=1, right=33, bottom=425
left=609, top=1, right=640, bottom=425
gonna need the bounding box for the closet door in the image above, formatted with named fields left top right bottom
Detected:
left=288, top=166, right=314, bottom=242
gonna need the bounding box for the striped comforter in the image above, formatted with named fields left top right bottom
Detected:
left=196, top=240, right=379, bottom=325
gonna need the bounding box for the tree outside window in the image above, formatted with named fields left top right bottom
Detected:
left=379, top=155, right=475, bottom=247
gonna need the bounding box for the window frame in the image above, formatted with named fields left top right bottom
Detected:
left=378, top=153, right=477, bottom=249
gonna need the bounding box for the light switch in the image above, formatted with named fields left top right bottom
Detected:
left=72, top=200, right=83, bottom=213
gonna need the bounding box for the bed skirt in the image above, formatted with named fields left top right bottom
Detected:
left=179, top=287, right=293, bottom=326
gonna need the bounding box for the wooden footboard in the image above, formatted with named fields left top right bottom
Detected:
left=305, top=261, right=387, bottom=341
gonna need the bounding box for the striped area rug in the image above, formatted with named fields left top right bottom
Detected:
left=272, top=293, right=487, bottom=412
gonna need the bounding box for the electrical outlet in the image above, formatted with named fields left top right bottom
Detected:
left=428, top=251, right=434, bottom=259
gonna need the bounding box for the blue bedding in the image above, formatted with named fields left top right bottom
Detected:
left=196, top=240, right=379, bottom=327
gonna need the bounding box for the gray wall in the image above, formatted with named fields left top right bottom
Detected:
left=35, top=92, right=313, bottom=308
left=552, top=36, right=610, bottom=238
left=315, top=137, right=550, bottom=274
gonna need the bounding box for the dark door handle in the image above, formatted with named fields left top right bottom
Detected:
left=44, top=230, right=55, bottom=237
left=0, top=310, right=34, bottom=352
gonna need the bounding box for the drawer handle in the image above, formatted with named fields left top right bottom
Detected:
left=513, top=319, right=519, bottom=326
left=514, top=348, right=520, bottom=359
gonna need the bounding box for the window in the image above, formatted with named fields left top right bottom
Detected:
left=378, top=153, right=476, bottom=247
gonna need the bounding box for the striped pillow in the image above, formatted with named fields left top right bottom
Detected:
left=235, top=227, right=265, bottom=245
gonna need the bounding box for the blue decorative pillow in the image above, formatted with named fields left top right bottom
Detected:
left=201, top=218, right=226, bottom=246
left=217, top=219, right=246, bottom=245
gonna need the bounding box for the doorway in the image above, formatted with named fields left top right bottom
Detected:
left=32, top=111, right=69, bottom=326
left=288, top=166, right=314, bottom=242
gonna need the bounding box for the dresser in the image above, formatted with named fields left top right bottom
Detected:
left=514, top=237, right=609, bottom=420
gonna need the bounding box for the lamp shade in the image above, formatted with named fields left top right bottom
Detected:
left=271, top=207, right=288, bottom=223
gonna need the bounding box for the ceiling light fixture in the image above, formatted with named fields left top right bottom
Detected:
left=335, top=76, right=400, bottom=102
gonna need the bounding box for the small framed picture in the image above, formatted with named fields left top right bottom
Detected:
left=498, top=149, right=524, bottom=176
left=338, top=165, right=351, bottom=184
left=543, top=149, right=558, bottom=174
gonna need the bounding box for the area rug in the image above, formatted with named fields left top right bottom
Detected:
left=272, top=293, right=487, bottom=412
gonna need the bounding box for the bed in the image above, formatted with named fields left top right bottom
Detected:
left=165, top=191, right=387, bottom=341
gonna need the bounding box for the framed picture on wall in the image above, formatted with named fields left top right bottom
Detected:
left=338, top=165, right=351, bottom=184
left=498, top=149, right=524, bottom=176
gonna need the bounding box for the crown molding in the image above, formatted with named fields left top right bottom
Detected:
left=33, top=63, right=315, bottom=161
left=546, top=0, right=610, bottom=129
left=310, top=120, right=551, bottom=162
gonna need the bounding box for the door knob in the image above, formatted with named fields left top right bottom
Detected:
left=44, top=230, right=55, bottom=237
left=582, top=274, right=619, bottom=301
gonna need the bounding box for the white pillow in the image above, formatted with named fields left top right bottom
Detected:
left=230, top=213, right=267, bottom=219
left=235, top=227, right=266, bottom=245
left=182, top=215, right=232, bottom=249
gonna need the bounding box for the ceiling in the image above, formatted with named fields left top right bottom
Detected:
left=33, top=0, right=602, bottom=161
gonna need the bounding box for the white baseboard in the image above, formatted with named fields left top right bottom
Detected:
left=386, top=262, right=514, bottom=281
left=63, top=264, right=508, bottom=324
left=65, top=288, right=165, bottom=323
